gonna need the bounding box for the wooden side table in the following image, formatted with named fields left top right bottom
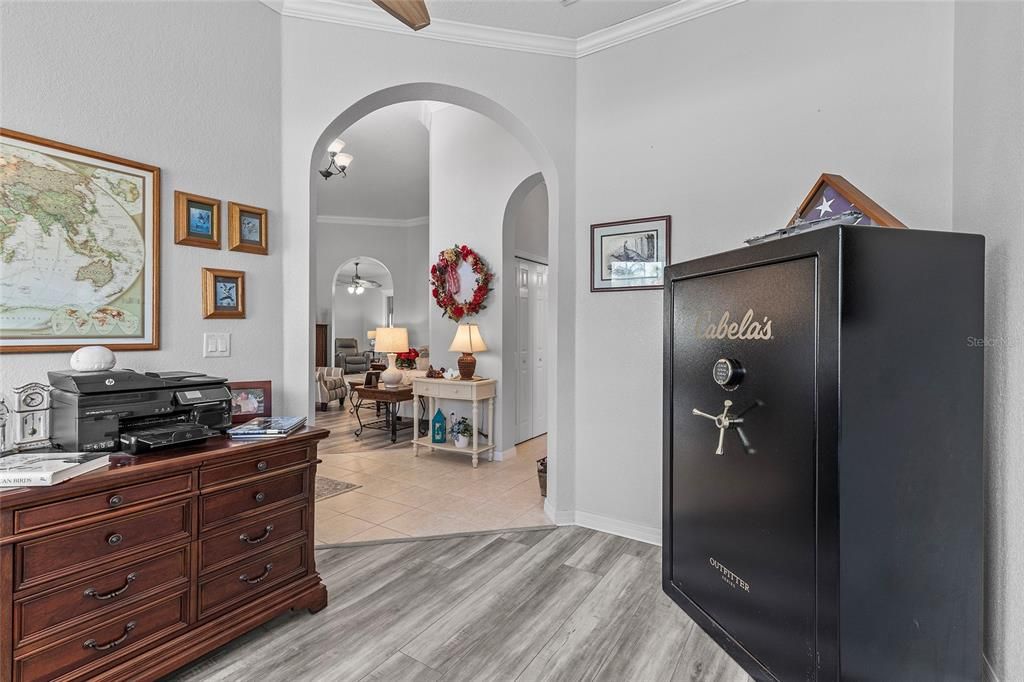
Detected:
left=411, top=378, right=496, bottom=467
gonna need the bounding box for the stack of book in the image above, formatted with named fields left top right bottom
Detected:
left=0, top=450, right=110, bottom=487
left=227, top=416, right=306, bottom=440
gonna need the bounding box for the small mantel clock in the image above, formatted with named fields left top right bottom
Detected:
left=12, top=382, right=52, bottom=450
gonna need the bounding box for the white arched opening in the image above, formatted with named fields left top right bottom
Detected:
left=286, top=82, right=569, bottom=522
left=329, top=256, right=394, bottom=369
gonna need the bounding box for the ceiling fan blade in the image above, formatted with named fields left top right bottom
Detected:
left=372, top=0, right=430, bottom=31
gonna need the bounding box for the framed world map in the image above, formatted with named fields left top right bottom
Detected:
left=0, top=129, right=160, bottom=353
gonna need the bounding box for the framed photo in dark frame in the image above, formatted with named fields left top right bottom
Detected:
left=590, top=215, right=671, bottom=292
left=363, top=371, right=381, bottom=389
left=227, top=380, right=272, bottom=424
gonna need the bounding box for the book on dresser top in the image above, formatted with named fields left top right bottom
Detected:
left=0, top=449, right=110, bottom=487
left=227, top=416, right=307, bottom=439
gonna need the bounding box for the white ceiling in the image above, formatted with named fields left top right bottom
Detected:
left=387, top=0, right=676, bottom=39
left=269, top=0, right=745, bottom=58
left=316, top=101, right=429, bottom=220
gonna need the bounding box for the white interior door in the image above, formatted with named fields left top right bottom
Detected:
left=515, top=261, right=533, bottom=443
left=532, top=264, right=548, bottom=437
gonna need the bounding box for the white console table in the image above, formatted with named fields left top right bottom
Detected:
left=411, top=377, right=496, bottom=467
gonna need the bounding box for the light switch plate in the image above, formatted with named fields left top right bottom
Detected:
left=203, top=332, right=231, bottom=358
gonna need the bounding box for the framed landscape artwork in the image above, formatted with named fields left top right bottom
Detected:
left=590, top=215, right=671, bottom=292
left=174, top=190, right=221, bottom=248
left=0, top=128, right=161, bottom=353
left=228, top=202, right=268, bottom=255
left=227, top=380, right=272, bottom=424
left=202, top=267, right=245, bottom=319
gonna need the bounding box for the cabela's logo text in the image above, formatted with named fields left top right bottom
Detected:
left=697, top=309, right=773, bottom=340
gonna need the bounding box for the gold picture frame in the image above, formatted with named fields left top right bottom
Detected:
left=175, top=190, right=221, bottom=248
left=228, top=202, right=268, bottom=255
left=202, top=268, right=245, bottom=319
left=0, top=128, right=161, bottom=353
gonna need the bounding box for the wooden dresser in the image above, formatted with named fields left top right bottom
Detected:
left=0, top=428, right=329, bottom=682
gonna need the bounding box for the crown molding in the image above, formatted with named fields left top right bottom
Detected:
left=576, top=0, right=746, bottom=57
left=277, top=0, right=577, bottom=57
left=265, top=0, right=746, bottom=59
left=317, top=214, right=429, bottom=228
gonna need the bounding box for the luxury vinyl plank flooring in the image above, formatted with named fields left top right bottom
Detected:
left=164, top=528, right=752, bottom=682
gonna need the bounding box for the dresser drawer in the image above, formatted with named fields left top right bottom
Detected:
left=15, top=500, right=191, bottom=590
left=13, top=473, right=193, bottom=534
left=200, top=446, right=309, bottom=488
left=200, top=469, right=307, bottom=532
left=14, top=546, right=189, bottom=648
left=13, top=590, right=189, bottom=682
left=198, top=541, right=308, bottom=619
left=199, top=504, right=307, bottom=575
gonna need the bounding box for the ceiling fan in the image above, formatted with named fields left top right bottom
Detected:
left=342, top=261, right=384, bottom=295
left=371, top=0, right=431, bottom=31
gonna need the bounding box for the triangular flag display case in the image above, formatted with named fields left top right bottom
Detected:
left=789, top=173, right=905, bottom=228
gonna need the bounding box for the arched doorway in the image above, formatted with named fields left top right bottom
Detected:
left=291, top=83, right=567, bottom=524
left=329, top=257, right=394, bottom=370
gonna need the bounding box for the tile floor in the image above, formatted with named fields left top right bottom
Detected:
left=314, top=433, right=550, bottom=545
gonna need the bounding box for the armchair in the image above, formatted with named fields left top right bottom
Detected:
left=335, top=337, right=371, bottom=373
left=315, top=366, right=347, bottom=410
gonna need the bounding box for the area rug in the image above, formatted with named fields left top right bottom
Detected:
left=315, top=476, right=361, bottom=501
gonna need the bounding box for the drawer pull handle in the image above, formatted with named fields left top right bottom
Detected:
left=256, top=460, right=269, bottom=471
left=83, top=621, right=135, bottom=651
left=254, top=491, right=266, bottom=504
left=239, top=524, right=274, bottom=545
left=84, top=573, right=136, bottom=600
left=107, top=533, right=124, bottom=546
left=108, top=494, right=124, bottom=508
left=240, top=563, right=273, bottom=585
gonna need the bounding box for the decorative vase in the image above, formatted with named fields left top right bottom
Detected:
left=453, top=433, right=469, bottom=448
left=380, top=352, right=403, bottom=389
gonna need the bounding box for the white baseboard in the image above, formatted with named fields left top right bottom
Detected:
left=494, top=446, right=516, bottom=462
left=573, top=510, right=661, bottom=546
left=542, top=505, right=661, bottom=545
left=544, top=499, right=574, bottom=526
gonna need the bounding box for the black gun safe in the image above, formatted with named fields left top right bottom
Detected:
left=662, top=225, right=984, bottom=681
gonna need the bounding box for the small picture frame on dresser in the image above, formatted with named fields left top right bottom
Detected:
left=228, top=380, right=272, bottom=424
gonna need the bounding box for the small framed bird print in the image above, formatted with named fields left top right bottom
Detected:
left=202, top=268, right=245, bottom=319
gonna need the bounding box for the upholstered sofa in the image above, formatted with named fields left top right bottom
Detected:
left=315, top=366, right=347, bottom=410
left=335, top=338, right=371, bottom=373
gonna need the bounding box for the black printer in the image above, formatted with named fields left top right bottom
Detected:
left=48, top=370, right=232, bottom=454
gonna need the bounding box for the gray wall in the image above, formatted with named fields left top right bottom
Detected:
left=953, top=3, right=1024, bottom=679
left=0, top=0, right=283, bottom=391
left=314, top=222, right=430, bottom=349
left=574, top=0, right=955, bottom=540
left=429, top=106, right=539, bottom=455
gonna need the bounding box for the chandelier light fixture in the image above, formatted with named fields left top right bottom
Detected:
left=320, top=137, right=353, bottom=179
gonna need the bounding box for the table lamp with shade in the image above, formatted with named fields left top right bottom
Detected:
left=449, top=324, right=487, bottom=380
left=374, top=327, right=409, bottom=388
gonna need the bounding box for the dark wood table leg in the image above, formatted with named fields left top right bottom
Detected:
left=391, top=402, right=398, bottom=443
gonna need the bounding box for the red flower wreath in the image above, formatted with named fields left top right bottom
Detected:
left=429, top=244, right=494, bottom=322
